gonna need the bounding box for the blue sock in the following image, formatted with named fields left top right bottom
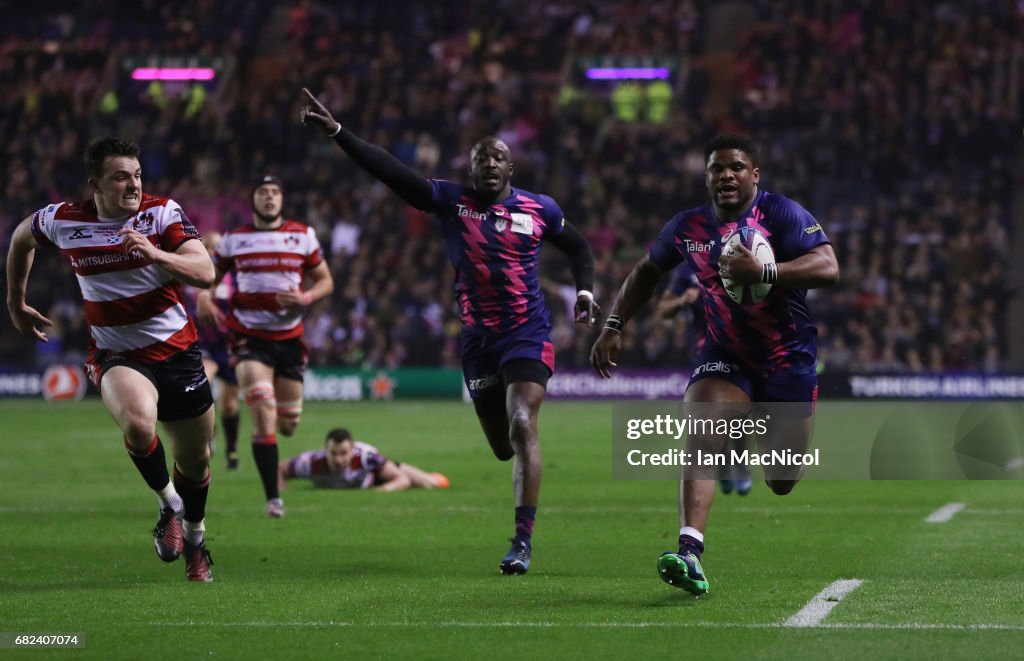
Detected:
left=679, top=534, right=705, bottom=558
left=514, top=506, right=536, bottom=543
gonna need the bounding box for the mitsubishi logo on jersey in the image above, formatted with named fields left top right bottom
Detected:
left=284, top=235, right=300, bottom=247
left=683, top=238, right=716, bottom=253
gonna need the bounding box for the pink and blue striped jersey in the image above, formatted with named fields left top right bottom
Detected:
left=429, top=181, right=566, bottom=334
left=649, top=190, right=830, bottom=375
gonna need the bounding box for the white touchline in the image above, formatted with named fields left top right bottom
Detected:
left=924, top=502, right=966, bottom=523
left=146, top=620, right=1024, bottom=631
left=784, top=579, right=863, bottom=628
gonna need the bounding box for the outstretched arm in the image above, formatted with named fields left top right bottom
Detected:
left=373, top=460, right=413, bottom=492
left=299, top=88, right=435, bottom=212
left=589, top=255, right=665, bottom=378
left=546, top=222, right=601, bottom=327
left=6, top=216, right=54, bottom=341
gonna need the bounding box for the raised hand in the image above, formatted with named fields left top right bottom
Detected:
left=299, top=88, right=341, bottom=136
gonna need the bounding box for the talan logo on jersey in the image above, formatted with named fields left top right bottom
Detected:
left=456, top=204, right=489, bottom=222
left=804, top=223, right=823, bottom=234
left=692, top=360, right=732, bottom=377
left=683, top=238, right=716, bottom=253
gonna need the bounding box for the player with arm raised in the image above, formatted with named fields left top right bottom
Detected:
left=197, top=175, right=334, bottom=518
left=300, top=88, right=600, bottom=575
left=591, top=133, right=838, bottom=595
left=6, top=137, right=217, bottom=581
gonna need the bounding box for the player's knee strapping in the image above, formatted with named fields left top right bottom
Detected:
left=244, top=381, right=275, bottom=408
left=276, top=399, right=303, bottom=423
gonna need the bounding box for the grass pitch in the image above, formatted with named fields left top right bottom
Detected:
left=1, top=399, right=1022, bottom=659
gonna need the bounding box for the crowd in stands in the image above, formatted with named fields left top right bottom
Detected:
left=0, top=0, right=1017, bottom=374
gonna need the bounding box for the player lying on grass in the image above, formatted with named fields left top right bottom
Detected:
left=278, top=428, right=450, bottom=492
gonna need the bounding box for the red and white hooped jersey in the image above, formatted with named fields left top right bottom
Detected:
left=30, top=195, right=201, bottom=364
left=214, top=221, right=323, bottom=341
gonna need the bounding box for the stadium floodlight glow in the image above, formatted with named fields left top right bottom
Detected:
left=131, top=67, right=216, bottom=81
left=585, top=67, right=670, bottom=80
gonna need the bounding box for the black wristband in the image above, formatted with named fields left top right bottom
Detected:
left=761, top=263, right=778, bottom=284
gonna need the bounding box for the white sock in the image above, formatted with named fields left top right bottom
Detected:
left=680, top=526, right=704, bottom=543
left=182, top=519, right=205, bottom=546
left=157, top=483, right=183, bottom=512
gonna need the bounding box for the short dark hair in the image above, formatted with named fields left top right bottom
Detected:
left=84, top=137, right=140, bottom=179
left=704, top=133, right=759, bottom=166
left=325, top=428, right=353, bottom=445
left=470, top=135, right=510, bottom=158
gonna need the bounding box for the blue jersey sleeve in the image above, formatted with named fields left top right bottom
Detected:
left=429, top=180, right=464, bottom=213
left=648, top=213, right=686, bottom=272
left=538, top=195, right=566, bottom=239
left=772, top=196, right=830, bottom=260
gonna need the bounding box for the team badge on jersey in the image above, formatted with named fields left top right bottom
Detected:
left=131, top=212, right=155, bottom=234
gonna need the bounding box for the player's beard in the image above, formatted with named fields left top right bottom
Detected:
left=254, top=210, right=282, bottom=224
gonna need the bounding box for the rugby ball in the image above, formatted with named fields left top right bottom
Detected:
left=720, top=227, right=775, bottom=305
